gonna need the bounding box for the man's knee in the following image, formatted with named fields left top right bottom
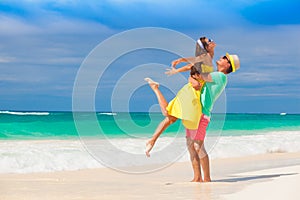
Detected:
left=186, top=138, right=196, bottom=153
left=187, top=145, right=198, bottom=160
left=194, top=140, right=207, bottom=158
left=199, top=147, right=208, bottom=159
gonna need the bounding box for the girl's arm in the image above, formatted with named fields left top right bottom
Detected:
left=171, top=53, right=213, bottom=68
left=165, top=63, right=193, bottom=76
left=171, top=58, right=189, bottom=68
left=206, top=42, right=216, bottom=58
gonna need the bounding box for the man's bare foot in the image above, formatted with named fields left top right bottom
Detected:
left=144, top=77, right=159, bottom=90
left=203, top=178, right=211, bottom=182
left=190, top=178, right=203, bottom=182
left=145, top=140, right=155, bottom=157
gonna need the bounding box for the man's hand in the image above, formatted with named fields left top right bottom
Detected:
left=189, top=76, right=201, bottom=90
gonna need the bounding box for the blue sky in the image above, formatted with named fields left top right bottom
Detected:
left=0, top=0, right=299, bottom=113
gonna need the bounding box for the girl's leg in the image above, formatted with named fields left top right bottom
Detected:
left=144, top=77, right=177, bottom=157
left=144, top=78, right=168, bottom=116
left=145, top=115, right=177, bottom=157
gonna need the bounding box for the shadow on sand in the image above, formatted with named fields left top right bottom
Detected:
left=214, top=173, right=298, bottom=183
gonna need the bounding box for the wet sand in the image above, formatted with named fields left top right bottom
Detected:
left=1, top=152, right=300, bottom=200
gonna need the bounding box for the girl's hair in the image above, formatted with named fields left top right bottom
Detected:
left=200, top=37, right=209, bottom=50
left=190, top=65, right=200, bottom=76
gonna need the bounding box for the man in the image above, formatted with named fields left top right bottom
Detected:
left=172, top=53, right=240, bottom=182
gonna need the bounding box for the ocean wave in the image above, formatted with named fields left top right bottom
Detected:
left=209, top=131, right=300, bottom=159
left=0, top=140, right=101, bottom=174
left=97, top=112, right=117, bottom=116
left=1, top=131, right=300, bottom=174
left=0, top=111, right=50, bottom=116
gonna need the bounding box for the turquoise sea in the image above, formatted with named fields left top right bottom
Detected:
left=1, top=111, right=300, bottom=140
left=1, top=111, right=300, bottom=173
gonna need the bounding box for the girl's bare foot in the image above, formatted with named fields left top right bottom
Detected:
left=144, top=77, right=159, bottom=90
left=145, top=140, right=155, bottom=157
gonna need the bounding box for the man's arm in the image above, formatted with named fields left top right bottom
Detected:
left=188, top=73, right=213, bottom=90
left=200, top=73, right=213, bottom=82
left=188, top=76, right=201, bottom=90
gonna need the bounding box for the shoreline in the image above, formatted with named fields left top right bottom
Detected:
left=1, top=152, right=300, bottom=200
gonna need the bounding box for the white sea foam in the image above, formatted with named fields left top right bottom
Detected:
left=97, top=112, right=117, bottom=116
left=1, top=131, right=300, bottom=174
left=209, top=131, right=300, bottom=159
left=0, top=140, right=101, bottom=174
left=0, top=111, right=50, bottom=116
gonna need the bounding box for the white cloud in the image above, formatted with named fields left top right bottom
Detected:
left=0, top=56, right=15, bottom=63
left=233, top=72, right=274, bottom=82
left=0, top=12, right=117, bottom=68
left=0, top=16, right=40, bottom=36
left=0, top=14, right=114, bottom=36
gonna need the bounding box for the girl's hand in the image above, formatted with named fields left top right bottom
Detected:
left=171, top=58, right=182, bottom=68
left=206, top=42, right=216, bottom=58
left=165, top=67, right=177, bottom=76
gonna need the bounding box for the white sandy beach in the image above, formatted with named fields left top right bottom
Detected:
left=223, top=165, right=300, bottom=200
left=1, top=152, right=300, bottom=200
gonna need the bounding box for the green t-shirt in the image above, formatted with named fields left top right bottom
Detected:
left=201, top=72, right=227, bottom=117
